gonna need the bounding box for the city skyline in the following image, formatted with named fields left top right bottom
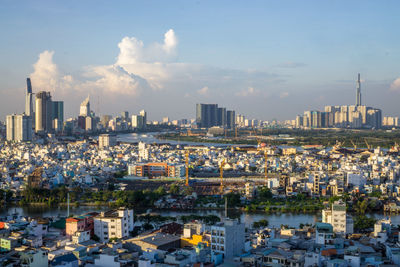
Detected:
left=1, top=1, right=400, bottom=121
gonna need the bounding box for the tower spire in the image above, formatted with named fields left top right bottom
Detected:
left=356, top=73, right=361, bottom=106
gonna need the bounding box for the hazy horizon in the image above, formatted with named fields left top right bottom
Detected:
left=1, top=0, right=400, bottom=122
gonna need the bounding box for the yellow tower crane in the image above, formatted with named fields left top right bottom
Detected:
left=220, top=159, right=227, bottom=195
left=364, top=139, right=371, bottom=150
left=350, top=140, right=357, bottom=150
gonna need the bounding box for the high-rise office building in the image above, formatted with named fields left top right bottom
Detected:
left=35, top=91, right=52, bottom=133
left=226, top=110, right=236, bottom=129
left=356, top=73, right=361, bottom=106
left=6, top=114, right=32, bottom=142
left=25, top=78, right=34, bottom=117
left=217, top=107, right=227, bottom=127
left=139, top=110, right=147, bottom=126
left=132, top=115, right=144, bottom=129
left=196, top=103, right=218, bottom=128
left=80, top=96, right=90, bottom=117
left=121, top=111, right=129, bottom=121
left=52, top=101, right=64, bottom=131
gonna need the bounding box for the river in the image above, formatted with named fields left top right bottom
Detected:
left=1, top=206, right=399, bottom=228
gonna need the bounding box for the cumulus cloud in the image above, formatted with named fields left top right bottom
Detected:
left=28, top=29, right=283, bottom=115
left=390, top=78, right=400, bottom=92
left=280, top=92, right=289, bottom=98
left=30, top=50, right=73, bottom=94
left=81, top=65, right=148, bottom=95
left=162, top=29, right=178, bottom=54
left=197, top=86, right=209, bottom=96
left=235, top=87, right=259, bottom=97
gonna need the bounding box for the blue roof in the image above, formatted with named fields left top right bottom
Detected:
left=51, top=253, right=78, bottom=265
left=263, top=248, right=277, bottom=256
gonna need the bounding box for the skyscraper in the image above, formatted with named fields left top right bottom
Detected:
left=6, top=114, right=32, bottom=142
left=25, top=78, right=34, bottom=117
left=217, top=107, right=227, bottom=127
left=52, top=101, right=64, bottom=131
left=80, top=96, right=90, bottom=116
left=35, top=91, right=52, bottom=133
left=226, top=110, right=236, bottom=129
left=139, top=110, right=147, bottom=126
left=356, top=73, right=361, bottom=106
left=196, top=103, right=218, bottom=128
left=131, top=115, right=144, bottom=129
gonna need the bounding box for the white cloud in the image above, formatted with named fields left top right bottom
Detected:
left=235, top=87, right=258, bottom=97
left=197, top=86, right=209, bottom=96
left=81, top=65, right=148, bottom=95
left=162, top=29, right=178, bottom=54
left=390, top=78, right=400, bottom=92
left=30, top=50, right=73, bottom=94
left=28, top=29, right=283, bottom=113
left=280, top=92, right=289, bottom=98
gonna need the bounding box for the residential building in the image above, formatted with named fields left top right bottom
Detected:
left=94, top=208, right=134, bottom=242
left=98, top=134, right=117, bottom=149
left=322, top=200, right=353, bottom=234
left=20, top=249, right=48, bottom=267
left=211, top=219, right=245, bottom=260
left=66, top=213, right=97, bottom=237
left=6, top=113, right=32, bottom=142
left=315, top=222, right=334, bottom=245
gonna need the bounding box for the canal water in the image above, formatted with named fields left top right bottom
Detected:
left=1, top=206, right=398, bottom=228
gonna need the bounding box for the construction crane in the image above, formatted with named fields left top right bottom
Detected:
left=219, top=159, right=228, bottom=195
left=185, top=150, right=190, bottom=186
left=350, top=140, right=357, bottom=150
left=364, top=139, right=371, bottom=150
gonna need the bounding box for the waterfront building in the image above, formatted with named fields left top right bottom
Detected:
left=139, top=109, right=147, bottom=126
left=211, top=219, right=245, bottom=260
left=322, top=200, right=353, bottom=235
left=132, top=115, right=145, bottom=129
left=93, top=208, right=134, bottom=242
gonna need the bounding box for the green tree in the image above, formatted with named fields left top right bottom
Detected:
left=169, top=184, right=180, bottom=195
left=355, top=199, right=368, bottom=215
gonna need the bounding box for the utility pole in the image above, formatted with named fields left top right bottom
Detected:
left=220, top=159, right=225, bottom=195
left=67, top=193, right=70, bottom=217
left=264, top=151, right=268, bottom=181
left=185, top=151, right=189, bottom=186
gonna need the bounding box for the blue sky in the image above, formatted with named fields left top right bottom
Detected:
left=1, top=0, right=400, bottom=121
